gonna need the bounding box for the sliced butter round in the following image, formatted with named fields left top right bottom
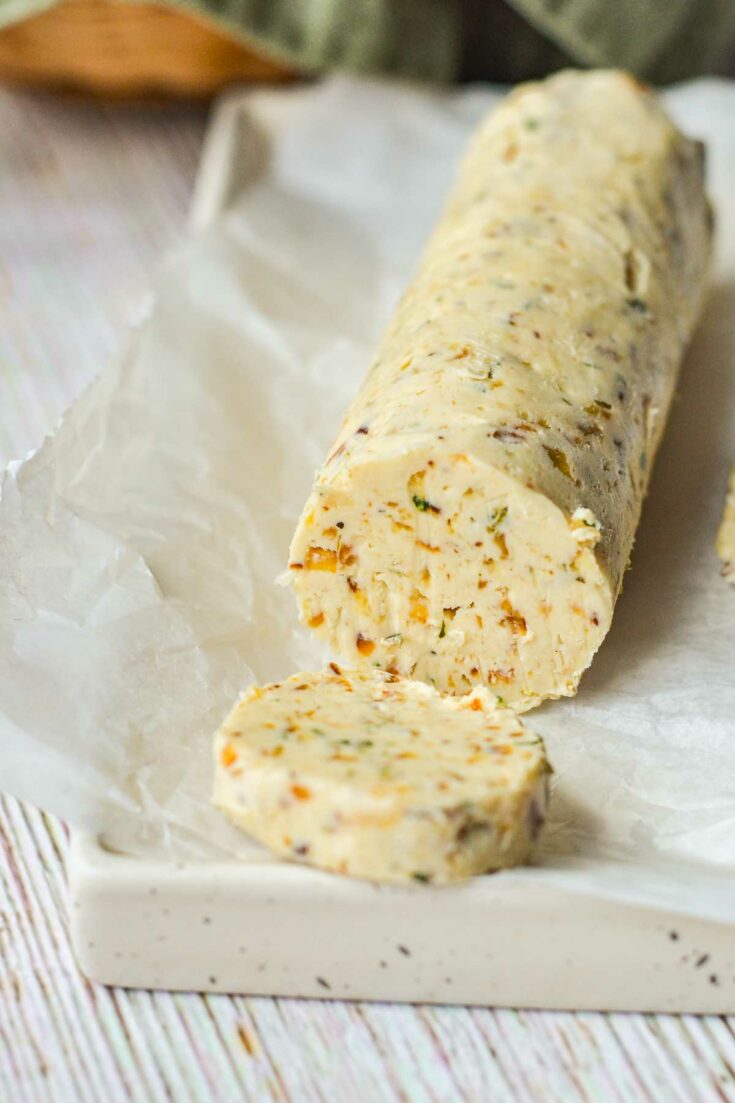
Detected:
left=213, top=666, right=550, bottom=884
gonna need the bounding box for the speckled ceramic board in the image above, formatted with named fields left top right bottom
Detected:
left=69, top=834, right=735, bottom=1010
left=67, top=88, right=735, bottom=1009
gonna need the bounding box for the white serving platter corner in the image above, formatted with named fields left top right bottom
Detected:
left=68, top=833, right=735, bottom=1010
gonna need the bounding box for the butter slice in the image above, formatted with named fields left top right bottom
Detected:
left=213, top=667, right=550, bottom=885
left=717, top=466, right=735, bottom=584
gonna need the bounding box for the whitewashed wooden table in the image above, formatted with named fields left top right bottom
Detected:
left=1, top=86, right=735, bottom=1103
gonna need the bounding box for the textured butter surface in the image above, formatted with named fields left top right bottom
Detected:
left=213, top=667, right=549, bottom=884
left=289, top=70, right=712, bottom=711
left=717, top=466, right=735, bottom=584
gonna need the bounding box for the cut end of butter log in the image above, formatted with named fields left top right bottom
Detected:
left=213, top=667, right=550, bottom=885
left=717, top=466, right=735, bottom=584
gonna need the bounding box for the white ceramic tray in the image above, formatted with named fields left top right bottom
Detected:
left=67, top=89, right=735, bottom=1010
left=69, top=833, right=735, bottom=1010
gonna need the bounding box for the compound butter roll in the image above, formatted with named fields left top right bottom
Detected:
left=289, top=70, right=712, bottom=711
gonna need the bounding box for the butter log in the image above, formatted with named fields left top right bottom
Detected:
left=289, top=71, right=712, bottom=711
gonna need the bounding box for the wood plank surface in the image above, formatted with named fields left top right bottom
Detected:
left=0, top=85, right=734, bottom=1103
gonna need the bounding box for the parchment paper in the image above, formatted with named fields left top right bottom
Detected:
left=1, top=77, right=734, bottom=918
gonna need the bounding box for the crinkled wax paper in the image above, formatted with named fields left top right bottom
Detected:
left=1, top=78, right=734, bottom=918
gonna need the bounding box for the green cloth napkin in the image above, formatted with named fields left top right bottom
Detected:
left=1, top=0, right=733, bottom=84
